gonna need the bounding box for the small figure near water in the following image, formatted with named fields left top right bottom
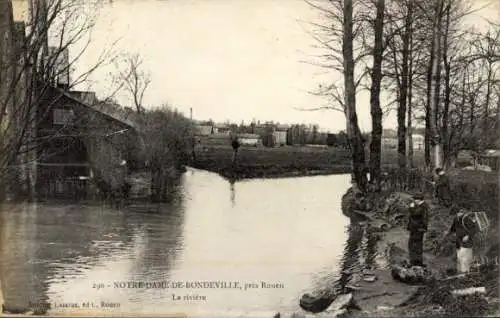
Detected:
left=230, top=135, right=240, bottom=165
left=446, top=209, right=480, bottom=273
left=407, top=194, right=429, bottom=267
left=434, top=167, right=452, bottom=207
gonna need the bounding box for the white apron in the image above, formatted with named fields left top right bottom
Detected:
left=457, top=247, right=473, bottom=273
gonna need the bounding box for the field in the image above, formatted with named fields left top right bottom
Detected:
left=191, top=143, right=426, bottom=180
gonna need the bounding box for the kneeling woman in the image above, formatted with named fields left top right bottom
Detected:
left=447, top=209, right=480, bottom=273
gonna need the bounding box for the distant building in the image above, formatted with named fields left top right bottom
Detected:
left=194, top=123, right=213, bottom=136
left=237, top=133, right=262, bottom=147
left=411, top=134, right=424, bottom=150
left=214, top=123, right=231, bottom=135
left=382, top=129, right=398, bottom=148
left=382, top=130, right=424, bottom=150
left=272, top=124, right=289, bottom=146
left=479, top=149, right=500, bottom=171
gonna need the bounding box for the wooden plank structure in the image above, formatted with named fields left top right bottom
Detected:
left=35, top=84, right=143, bottom=200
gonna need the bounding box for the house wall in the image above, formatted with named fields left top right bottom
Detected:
left=0, top=3, right=37, bottom=198
left=195, top=124, right=212, bottom=136
left=412, top=136, right=425, bottom=150
left=273, top=130, right=287, bottom=146
left=382, top=137, right=398, bottom=148
left=216, top=128, right=231, bottom=135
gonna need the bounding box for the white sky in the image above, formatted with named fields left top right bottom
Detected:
left=68, top=0, right=500, bottom=132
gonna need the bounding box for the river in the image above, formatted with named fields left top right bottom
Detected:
left=0, top=168, right=383, bottom=317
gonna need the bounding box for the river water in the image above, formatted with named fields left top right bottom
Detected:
left=0, top=168, right=383, bottom=317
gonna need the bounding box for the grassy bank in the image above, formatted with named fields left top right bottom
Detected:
left=191, top=144, right=353, bottom=179
left=340, top=170, right=499, bottom=317
left=191, top=144, right=426, bottom=180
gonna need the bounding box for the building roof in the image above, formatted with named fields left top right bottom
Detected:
left=214, top=123, right=230, bottom=129
left=46, top=84, right=137, bottom=131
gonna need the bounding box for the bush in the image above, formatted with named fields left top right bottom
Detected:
left=449, top=170, right=498, bottom=220
left=139, top=106, right=193, bottom=201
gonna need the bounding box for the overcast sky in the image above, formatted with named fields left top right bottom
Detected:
left=71, top=0, right=499, bottom=132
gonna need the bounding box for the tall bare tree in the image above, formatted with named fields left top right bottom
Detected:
left=113, top=52, right=151, bottom=114
left=429, top=0, right=445, bottom=169
left=369, top=0, right=386, bottom=189
left=343, top=0, right=367, bottom=190
left=302, top=0, right=371, bottom=191
left=0, top=0, right=116, bottom=197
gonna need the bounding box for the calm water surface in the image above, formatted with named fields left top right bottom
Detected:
left=0, top=168, right=383, bottom=317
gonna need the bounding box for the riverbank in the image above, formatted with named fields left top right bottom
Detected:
left=190, top=162, right=353, bottom=180
left=339, top=188, right=500, bottom=318
left=191, top=144, right=426, bottom=180
left=191, top=144, right=353, bottom=180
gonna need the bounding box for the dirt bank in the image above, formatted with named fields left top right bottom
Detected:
left=340, top=188, right=500, bottom=318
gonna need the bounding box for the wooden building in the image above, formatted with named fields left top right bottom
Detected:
left=35, top=84, right=143, bottom=200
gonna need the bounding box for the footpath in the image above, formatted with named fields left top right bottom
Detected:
left=347, top=189, right=500, bottom=318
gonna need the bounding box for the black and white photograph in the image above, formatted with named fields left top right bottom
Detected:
left=0, top=0, right=499, bottom=317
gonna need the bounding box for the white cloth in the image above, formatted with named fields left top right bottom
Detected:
left=457, top=247, right=473, bottom=273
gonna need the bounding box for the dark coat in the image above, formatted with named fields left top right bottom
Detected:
left=231, top=139, right=240, bottom=150
left=407, top=203, right=428, bottom=266
left=407, top=203, right=429, bottom=233
left=450, top=213, right=480, bottom=248
left=435, top=174, right=452, bottom=205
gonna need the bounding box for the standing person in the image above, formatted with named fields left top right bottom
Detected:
left=407, top=194, right=429, bottom=266
left=434, top=168, right=452, bottom=207
left=446, top=209, right=480, bottom=273
left=231, top=135, right=240, bottom=165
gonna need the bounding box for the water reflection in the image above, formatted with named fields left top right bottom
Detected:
left=363, top=227, right=379, bottom=268
left=309, top=219, right=383, bottom=297
left=1, top=169, right=359, bottom=316
left=228, top=180, right=236, bottom=208
left=0, top=203, right=41, bottom=309
left=0, top=194, right=186, bottom=312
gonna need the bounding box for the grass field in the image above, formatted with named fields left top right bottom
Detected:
left=191, top=143, right=427, bottom=179
left=191, top=144, right=352, bottom=179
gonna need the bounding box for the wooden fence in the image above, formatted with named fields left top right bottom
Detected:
left=381, top=167, right=435, bottom=195
left=38, top=178, right=89, bottom=200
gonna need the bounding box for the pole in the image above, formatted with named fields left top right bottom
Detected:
left=190, top=108, right=195, bottom=161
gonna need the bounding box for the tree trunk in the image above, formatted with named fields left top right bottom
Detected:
left=397, top=0, right=412, bottom=170
left=369, top=0, right=385, bottom=190
left=483, top=62, right=493, bottom=148
left=429, top=0, right=444, bottom=169
left=496, top=92, right=500, bottom=140
left=406, top=0, right=414, bottom=169
left=343, top=0, right=366, bottom=192
left=425, top=106, right=431, bottom=167
left=424, top=5, right=436, bottom=169
left=441, top=3, right=451, bottom=168
left=407, top=56, right=414, bottom=169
